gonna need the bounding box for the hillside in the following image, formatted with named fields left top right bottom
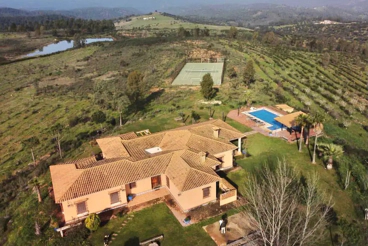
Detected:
left=115, top=12, right=251, bottom=32
left=165, top=3, right=368, bottom=27
left=0, top=19, right=367, bottom=245
left=0, top=7, right=140, bottom=20
left=36, top=7, right=141, bottom=20
left=0, top=7, right=33, bottom=17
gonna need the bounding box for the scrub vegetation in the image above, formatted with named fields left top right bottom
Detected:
left=0, top=12, right=367, bottom=246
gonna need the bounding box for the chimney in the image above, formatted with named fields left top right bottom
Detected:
left=212, top=127, right=220, bottom=138
left=199, top=152, right=207, bottom=163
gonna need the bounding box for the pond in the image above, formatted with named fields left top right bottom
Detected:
left=25, top=38, right=114, bottom=57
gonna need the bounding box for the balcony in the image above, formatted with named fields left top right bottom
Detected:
left=219, top=178, right=237, bottom=206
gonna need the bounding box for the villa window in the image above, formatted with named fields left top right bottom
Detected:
left=203, top=187, right=211, bottom=199
left=166, top=176, right=170, bottom=189
left=110, top=192, right=120, bottom=205
left=129, top=182, right=136, bottom=189
left=76, top=201, right=87, bottom=215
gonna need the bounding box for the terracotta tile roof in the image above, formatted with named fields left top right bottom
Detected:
left=122, top=133, right=165, bottom=160
left=182, top=169, right=220, bottom=191
left=96, top=137, right=130, bottom=158
left=63, top=156, right=97, bottom=169
left=275, top=104, right=294, bottom=113
left=190, top=125, right=245, bottom=141
left=50, top=164, right=83, bottom=203
left=51, top=120, right=244, bottom=203
left=165, top=151, right=191, bottom=191
left=181, top=149, right=220, bottom=168
left=274, top=111, right=306, bottom=128
left=187, top=134, right=237, bottom=153
left=165, top=150, right=221, bottom=192
left=159, top=130, right=192, bottom=151
left=56, top=153, right=173, bottom=202
left=119, top=132, right=138, bottom=140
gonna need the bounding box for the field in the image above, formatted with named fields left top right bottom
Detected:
left=115, top=13, right=251, bottom=32
left=0, top=23, right=367, bottom=245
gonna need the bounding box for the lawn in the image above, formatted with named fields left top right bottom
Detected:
left=89, top=203, right=216, bottom=246
left=232, top=133, right=357, bottom=220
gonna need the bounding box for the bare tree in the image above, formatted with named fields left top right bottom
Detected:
left=242, top=159, right=333, bottom=246
left=35, top=221, right=41, bottom=236
left=51, top=123, right=63, bottom=159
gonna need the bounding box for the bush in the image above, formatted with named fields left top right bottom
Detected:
left=91, top=111, right=106, bottom=124
left=68, top=116, right=80, bottom=127
left=85, top=213, right=101, bottom=232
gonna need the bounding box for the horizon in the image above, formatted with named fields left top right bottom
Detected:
left=0, top=0, right=362, bottom=12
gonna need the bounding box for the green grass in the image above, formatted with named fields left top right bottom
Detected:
left=225, top=118, right=253, bottom=133
left=89, top=203, right=215, bottom=246
left=234, top=133, right=357, bottom=220
left=116, top=13, right=251, bottom=31
left=1, top=32, right=367, bottom=245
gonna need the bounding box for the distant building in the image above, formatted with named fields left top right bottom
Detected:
left=143, top=16, right=156, bottom=21
left=316, top=20, right=340, bottom=25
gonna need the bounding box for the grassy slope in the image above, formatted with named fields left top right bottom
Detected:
left=235, top=134, right=357, bottom=220
left=0, top=32, right=367, bottom=244
left=116, top=13, right=250, bottom=31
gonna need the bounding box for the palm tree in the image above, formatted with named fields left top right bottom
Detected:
left=317, top=143, right=344, bottom=170
left=311, top=112, right=325, bottom=164
left=295, top=114, right=309, bottom=152
left=29, top=178, right=42, bottom=202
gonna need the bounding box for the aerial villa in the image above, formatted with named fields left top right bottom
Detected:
left=50, top=120, right=245, bottom=225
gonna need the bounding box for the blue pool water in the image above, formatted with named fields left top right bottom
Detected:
left=249, top=109, right=284, bottom=130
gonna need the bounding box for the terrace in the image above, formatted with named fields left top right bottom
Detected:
left=227, top=106, right=316, bottom=143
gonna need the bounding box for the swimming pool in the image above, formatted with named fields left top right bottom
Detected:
left=249, top=109, right=284, bottom=131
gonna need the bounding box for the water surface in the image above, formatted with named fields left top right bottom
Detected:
left=26, top=38, right=113, bottom=57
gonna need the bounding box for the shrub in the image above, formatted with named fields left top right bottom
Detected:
left=68, top=116, right=80, bottom=127
left=85, top=213, right=101, bottom=232
left=91, top=111, right=106, bottom=124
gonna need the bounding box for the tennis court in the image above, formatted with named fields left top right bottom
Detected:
left=172, top=63, right=224, bottom=86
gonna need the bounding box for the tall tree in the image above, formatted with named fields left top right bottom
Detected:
left=295, top=114, right=309, bottom=152
left=243, top=60, right=256, bottom=86
left=310, top=112, right=325, bottom=164
left=317, top=143, right=344, bottom=170
left=125, top=70, right=145, bottom=111
left=73, top=34, right=85, bottom=48
left=200, top=73, right=216, bottom=100
left=321, top=53, right=330, bottom=68
left=242, top=159, right=332, bottom=246
left=228, top=26, right=238, bottom=39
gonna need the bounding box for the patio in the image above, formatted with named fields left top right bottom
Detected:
left=227, top=107, right=316, bottom=143
left=203, top=213, right=258, bottom=246
left=127, top=188, right=171, bottom=211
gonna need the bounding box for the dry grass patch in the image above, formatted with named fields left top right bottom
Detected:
left=39, top=76, right=75, bottom=87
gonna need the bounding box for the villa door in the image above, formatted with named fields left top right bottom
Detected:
left=151, top=175, right=161, bottom=189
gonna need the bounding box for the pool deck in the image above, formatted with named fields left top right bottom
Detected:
left=227, top=106, right=316, bottom=143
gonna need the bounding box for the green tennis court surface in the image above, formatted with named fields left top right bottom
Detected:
left=172, top=63, right=224, bottom=86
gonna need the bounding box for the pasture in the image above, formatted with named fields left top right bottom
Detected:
left=115, top=13, right=251, bottom=31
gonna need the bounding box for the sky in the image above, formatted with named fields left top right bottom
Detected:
left=0, top=0, right=357, bottom=11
